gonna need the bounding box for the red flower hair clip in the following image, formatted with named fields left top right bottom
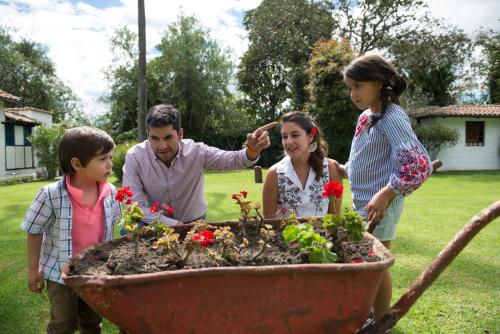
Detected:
left=310, top=126, right=318, bottom=137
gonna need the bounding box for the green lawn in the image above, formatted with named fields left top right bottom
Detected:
left=0, top=170, right=498, bottom=333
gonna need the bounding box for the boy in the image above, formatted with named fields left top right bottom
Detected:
left=21, top=126, right=121, bottom=334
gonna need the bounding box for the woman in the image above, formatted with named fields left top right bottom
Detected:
left=263, top=111, right=343, bottom=218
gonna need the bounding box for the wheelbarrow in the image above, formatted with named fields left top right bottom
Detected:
left=62, top=200, right=499, bottom=334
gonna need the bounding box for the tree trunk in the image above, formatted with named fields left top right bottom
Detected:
left=137, top=0, right=147, bottom=141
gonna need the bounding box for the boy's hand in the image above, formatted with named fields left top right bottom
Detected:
left=28, top=270, right=45, bottom=293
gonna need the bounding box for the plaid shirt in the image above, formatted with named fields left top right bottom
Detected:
left=20, top=178, right=121, bottom=284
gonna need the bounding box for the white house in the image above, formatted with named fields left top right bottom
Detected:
left=410, top=105, right=500, bottom=171
left=0, top=89, right=53, bottom=179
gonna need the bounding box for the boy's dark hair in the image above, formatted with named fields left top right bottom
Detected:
left=58, top=126, right=115, bottom=174
left=281, top=111, right=328, bottom=181
left=145, top=104, right=182, bottom=131
left=343, top=54, right=408, bottom=129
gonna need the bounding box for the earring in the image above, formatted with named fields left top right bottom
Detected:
left=308, top=142, right=317, bottom=153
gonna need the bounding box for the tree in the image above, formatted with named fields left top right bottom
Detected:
left=0, top=26, right=85, bottom=123
left=137, top=0, right=147, bottom=141
left=237, top=0, right=334, bottom=122
left=387, top=24, right=472, bottom=107
left=29, top=123, right=67, bottom=179
left=414, top=123, right=459, bottom=160
left=150, top=15, right=234, bottom=141
left=98, top=26, right=158, bottom=141
left=476, top=30, right=500, bottom=103
left=329, top=0, right=430, bottom=54
left=306, top=39, right=356, bottom=162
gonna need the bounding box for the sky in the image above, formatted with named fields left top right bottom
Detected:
left=0, top=0, right=499, bottom=117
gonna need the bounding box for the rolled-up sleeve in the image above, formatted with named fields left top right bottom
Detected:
left=202, top=144, right=258, bottom=170
left=20, top=187, right=53, bottom=234
left=380, top=108, right=432, bottom=197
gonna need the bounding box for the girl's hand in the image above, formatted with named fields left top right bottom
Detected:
left=28, top=270, right=45, bottom=293
left=366, top=187, right=396, bottom=225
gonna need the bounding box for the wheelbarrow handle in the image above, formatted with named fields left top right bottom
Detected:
left=358, top=200, right=500, bottom=334
left=367, top=160, right=443, bottom=234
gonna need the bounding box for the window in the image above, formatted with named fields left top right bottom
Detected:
left=465, top=121, right=484, bottom=146
left=24, top=126, right=33, bottom=146
left=5, top=123, right=15, bottom=146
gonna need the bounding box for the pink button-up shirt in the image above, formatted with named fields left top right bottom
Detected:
left=123, top=139, right=258, bottom=225
left=66, top=175, right=111, bottom=256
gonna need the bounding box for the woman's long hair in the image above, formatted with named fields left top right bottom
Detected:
left=343, top=55, right=408, bottom=129
left=281, top=111, right=328, bottom=181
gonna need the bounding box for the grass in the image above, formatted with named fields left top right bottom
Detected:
left=0, top=170, right=498, bottom=333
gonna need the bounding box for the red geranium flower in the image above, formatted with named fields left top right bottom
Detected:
left=350, top=258, right=364, bottom=264
left=322, top=181, right=344, bottom=199
left=150, top=202, right=159, bottom=213
left=232, top=193, right=240, bottom=201
left=116, top=186, right=134, bottom=202
left=240, top=190, right=248, bottom=198
left=163, top=204, right=174, bottom=216
left=192, top=230, right=215, bottom=248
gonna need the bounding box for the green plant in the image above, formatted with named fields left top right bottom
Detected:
left=282, top=223, right=337, bottom=263
left=115, top=186, right=144, bottom=259
left=112, top=142, right=136, bottom=182
left=414, top=123, right=459, bottom=160
left=323, top=209, right=366, bottom=243
left=28, top=123, right=67, bottom=179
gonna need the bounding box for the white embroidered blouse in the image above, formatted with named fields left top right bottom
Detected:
left=275, top=156, right=330, bottom=217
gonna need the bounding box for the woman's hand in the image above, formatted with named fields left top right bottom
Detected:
left=366, top=187, right=396, bottom=226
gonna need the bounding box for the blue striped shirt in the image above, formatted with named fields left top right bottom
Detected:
left=20, top=179, right=121, bottom=284
left=345, top=104, right=431, bottom=204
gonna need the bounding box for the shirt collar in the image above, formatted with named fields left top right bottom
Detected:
left=65, top=174, right=111, bottom=206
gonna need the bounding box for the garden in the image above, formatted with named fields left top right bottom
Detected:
left=0, top=169, right=498, bottom=333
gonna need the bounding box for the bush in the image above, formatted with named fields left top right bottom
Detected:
left=113, top=142, right=136, bottom=182
left=414, top=123, right=460, bottom=160
left=29, top=123, right=67, bottom=179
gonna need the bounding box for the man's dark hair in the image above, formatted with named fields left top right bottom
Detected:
left=58, top=126, right=115, bottom=174
left=145, top=104, right=182, bottom=131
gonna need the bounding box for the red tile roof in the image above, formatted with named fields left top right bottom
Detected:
left=409, top=105, right=500, bottom=119
left=5, top=111, right=42, bottom=126
left=0, top=89, right=22, bottom=104
left=6, top=106, right=53, bottom=115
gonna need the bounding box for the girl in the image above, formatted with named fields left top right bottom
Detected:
left=342, top=55, right=432, bottom=321
left=263, top=111, right=343, bottom=218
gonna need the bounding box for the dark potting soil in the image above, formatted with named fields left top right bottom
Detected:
left=67, top=219, right=381, bottom=277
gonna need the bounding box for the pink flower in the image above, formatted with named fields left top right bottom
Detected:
left=368, top=250, right=375, bottom=256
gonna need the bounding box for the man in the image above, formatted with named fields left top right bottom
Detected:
left=123, top=104, right=277, bottom=225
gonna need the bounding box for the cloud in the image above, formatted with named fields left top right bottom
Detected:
left=0, top=0, right=259, bottom=117
left=427, top=0, right=499, bottom=35
left=0, top=0, right=498, bottom=117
